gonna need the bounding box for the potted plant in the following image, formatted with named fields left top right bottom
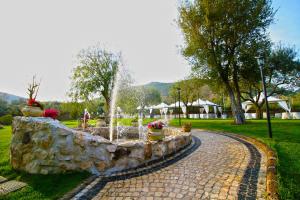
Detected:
left=21, top=76, right=44, bottom=117
left=147, top=121, right=165, bottom=141
left=182, top=122, right=192, bottom=132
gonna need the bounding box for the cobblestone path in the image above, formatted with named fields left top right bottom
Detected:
left=81, top=131, right=267, bottom=200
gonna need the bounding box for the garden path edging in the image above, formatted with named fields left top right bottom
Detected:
left=198, top=129, right=279, bottom=200
left=60, top=136, right=200, bottom=200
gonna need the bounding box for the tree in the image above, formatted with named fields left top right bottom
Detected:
left=115, top=69, right=138, bottom=115
left=69, top=45, right=121, bottom=121
left=240, top=44, right=300, bottom=118
left=0, top=98, right=9, bottom=117
left=179, top=0, right=274, bottom=124
left=169, top=78, right=204, bottom=118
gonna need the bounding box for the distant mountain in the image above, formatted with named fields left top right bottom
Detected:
left=143, top=82, right=174, bottom=97
left=0, top=92, right=26, bottom=103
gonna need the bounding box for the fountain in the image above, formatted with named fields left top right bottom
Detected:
left=109, top=68, right=121, bottom=142
left=10, top=67, right=193, bottom=175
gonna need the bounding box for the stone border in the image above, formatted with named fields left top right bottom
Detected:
left=64, top=136, right=201, bottom=200
left=201, top=129, right=279, bottom=200
left=59, top=175, right=97, bottom=200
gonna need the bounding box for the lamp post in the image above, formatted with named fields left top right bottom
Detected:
left=198, top=93, right=201, bottom=119
left=257, top=56, right=273, bottom=138
left=177, top=87, right=181, bottom=126
left=174, top=95, right=177, bottom=119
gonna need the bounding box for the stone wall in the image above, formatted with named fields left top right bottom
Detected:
left=10, top=117, right=191, bottom=175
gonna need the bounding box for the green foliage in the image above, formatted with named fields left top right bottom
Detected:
left=117, top=86, right=162, bottom=115
left=0, top=98, right=25, bottom=117
left=240, top=44, right=300, bottom=118
left=69, top=45, right=121, bottom=117
left=169, top=78, right=211, bottom=117
left=0, top=114, right=13, bottom=125
left=267, top=44, right=300, bottom=91
left=0, top=98, right=9, bottom=116
left=179, top=0, right=274, bottom=124
left=170, top=119, right=300, bottom=199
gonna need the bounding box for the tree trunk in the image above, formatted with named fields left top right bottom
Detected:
left=186, top=106, right=189, bottom=119
left=226, top=84, right=245, bottom=124
left=255, top=106, right=263, bottom=119
left=103, top=95, right=111, bottom=124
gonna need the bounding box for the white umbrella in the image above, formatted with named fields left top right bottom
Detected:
left=192, top=98, right=207, bottom=106
left=169, top=101, right=190, bottom=108
left=156, top=102, right=169, bottom=109
left=242, top=95, right=291, bottom=113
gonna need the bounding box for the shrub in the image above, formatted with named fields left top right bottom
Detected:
left=0, top=114, right=13, bottom=125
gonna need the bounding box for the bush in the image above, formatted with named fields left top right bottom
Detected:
left=0, top=114, right=13, bottom=125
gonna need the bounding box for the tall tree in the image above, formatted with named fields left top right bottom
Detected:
left=179, top=0, right=274, bottom=124
left=69, top=45, right=121, bottom=121
left=240, top=44, right=300, bottom=118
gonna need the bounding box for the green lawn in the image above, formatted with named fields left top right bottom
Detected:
left=170, top=119, right=300, bottom=200
left=0, top=122, right=90, bottom=200
left=61, top=119, right=97, bottom=128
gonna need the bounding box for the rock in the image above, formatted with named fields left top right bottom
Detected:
left=79, top=161, right=92, bottom=170
left=106, top=144, right=117, bottom=153
left=153, top=142, right=167, bottom=158
left=144, top=142, right=152, bottom=159
left=130, top=147, right=145, bottom=160
left=114, top=157, right=140, bottom=170
left=10, top=117, right=192, bottom=175
left=166, top=140, right=176, bottom=154
left=34, top=149, right=48, bottom=160
left=95, top=161, right=107, bottom=171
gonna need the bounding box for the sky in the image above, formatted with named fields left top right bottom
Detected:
left=0, top=0, right=299, bottom=101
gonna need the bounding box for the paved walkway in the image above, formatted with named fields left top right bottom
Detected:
left=79, top=131, right=267, bottom=200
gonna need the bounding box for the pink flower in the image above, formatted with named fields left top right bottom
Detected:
left=43, top=109, right=59, bottom=119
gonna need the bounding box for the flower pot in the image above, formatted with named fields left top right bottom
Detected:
left=21, top=105, right=43, bottom=117
left=182, top=126, right=191, bottom=132
left=148, top=129, right=164, bottom=141
left=181, top=123, right=192, bottom=132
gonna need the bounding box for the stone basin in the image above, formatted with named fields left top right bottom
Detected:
left=10, top=117, right=192, bottom=175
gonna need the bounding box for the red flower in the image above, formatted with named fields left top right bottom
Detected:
left=27, top=98, right=44, bottom=109
left=43, top=109, right=59, bottom=119
left=148, top=121, right=164, bottom=130
left=27, top=98, right=36, bottom=106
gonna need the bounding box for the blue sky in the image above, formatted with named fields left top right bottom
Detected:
left=270, top=0, right=300, bottom=51
left=0, top=0, right=299, bottom=101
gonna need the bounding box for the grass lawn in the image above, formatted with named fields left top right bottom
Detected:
left=0, top=121, right=90, bottom=200
left=170, top=118, right=300, bottom=200
left=61, top=119, right=97, bottom=128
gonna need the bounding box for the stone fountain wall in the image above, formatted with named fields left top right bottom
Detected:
left=10, top=117, right=192, bottom=175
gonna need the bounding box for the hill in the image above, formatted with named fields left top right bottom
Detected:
left=143, top=82, right=174, bottom=97
left=0, top=92, right=26, bottom=103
